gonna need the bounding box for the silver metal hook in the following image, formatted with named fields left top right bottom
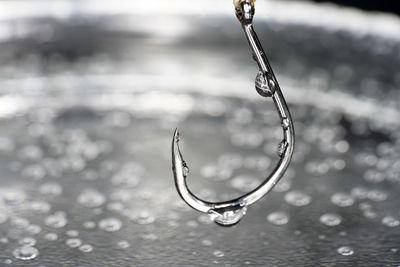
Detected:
left=171, top=0, right=295, bottom=226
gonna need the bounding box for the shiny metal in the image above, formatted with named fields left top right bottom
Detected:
left=172, top=0, right=295, bottom=226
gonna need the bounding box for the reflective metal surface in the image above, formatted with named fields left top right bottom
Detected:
left=0, top=0, right=400, bottom=266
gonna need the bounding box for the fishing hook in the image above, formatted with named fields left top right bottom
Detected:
left=171, top=0, right=295, bottom=226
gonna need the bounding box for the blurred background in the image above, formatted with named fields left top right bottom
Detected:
left=0, top=0, right=399, bottom=266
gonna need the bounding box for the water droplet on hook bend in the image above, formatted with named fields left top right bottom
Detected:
left=277, top=140, right=288, bottom=157
left=208, top=206, right=247, bottom=226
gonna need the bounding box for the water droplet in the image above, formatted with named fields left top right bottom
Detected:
left=182, top=165, right=189, bottom=177
left=267, top=211, right=289, bottom=225
left=382, top=216, right=400, bottom=227
left=202, top=239, right=213, bottom=246
left=213, top=250, right=225, bottom=258
left=363, top=210, right=378, bottom=219
left=66, top=238, right=82, bottom=248
left=13, top=246, right=39, bottom=260
left=79, top=244, right=93, bottom=253
left=117, top=240, right=130, bottom=249
left=10, top=217, right=29, bottom=228
left=335, top=140, right=350, bottom=153
left=134, top=211, right=156, bottom=225
left=45, top=212, right=67, bottom=228
left=3, top=190, right=26, bottom=205
left=284, top=191, right=312, bottom=206
left=59, top=155, right=86, bottom=172
left=77, top=189, right=106, bottom=208
left=320, top=213, right=342, bottom=226
left=364, top=169, right=385, bottom=183
left=39, top=182, right=63, bottom=196
left=277, top=140, right=288, bottom=157
left=331, top=192, right=354, bottom=207
left=27, top=201, right=51, bottom=214
left=367, top=189, right=388, bottom=202
left=351, top=187, right=369, bottom=199
left=337, top=246, right=354, bottom=256
left=255, top=72, right=275, bottom=97
left=66, top=230, right=79, bottom=237
left=98, top=217, right=122, bottom=232
left=26, top=224, right=42, bottom=234
left=44, top=233, right=58, bottom=241
left=208, top=207, right=247, bottom=226
left=281, top=118, right=290, bottom=129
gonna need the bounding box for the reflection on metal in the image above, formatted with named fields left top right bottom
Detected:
left=172, top=0, right=295, bottom=226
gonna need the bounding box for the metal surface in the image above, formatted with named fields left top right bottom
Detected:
left=0, top=0, right=399, bottom=266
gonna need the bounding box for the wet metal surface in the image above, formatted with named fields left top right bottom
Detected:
left=0, top=0, right=399, bottom=266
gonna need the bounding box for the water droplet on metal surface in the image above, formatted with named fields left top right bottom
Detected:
left=337, top=246, right=354, bottom=256
left=66, top=238, right=82, bottom=248
left=77, top=189, right=106, bottom=208
left=79, top=244, right=93, bottom=253
left=320, top=213, right=342, bottom=226
left=382, top=216, right=400, bottom=227
left=284, top=191, right=312, bottom=207
left=213, top=250, right=225, bottom=258
left=331, top=193, right=354, bottom=207
left=13, top=246, right=39, bottom=261
left=98, top=217, right=122, bottom=232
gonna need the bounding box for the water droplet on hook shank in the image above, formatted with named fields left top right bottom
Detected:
left=255, top=72, right=275, bottom=97
left=208, top=206, right=247, bottom=226
left=281, top=118, right=290, bottom=129
left=182, top=164, right=190, bottom=177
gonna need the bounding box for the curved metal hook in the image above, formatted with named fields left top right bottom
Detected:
left=172, top=0, right=295, bottom=226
